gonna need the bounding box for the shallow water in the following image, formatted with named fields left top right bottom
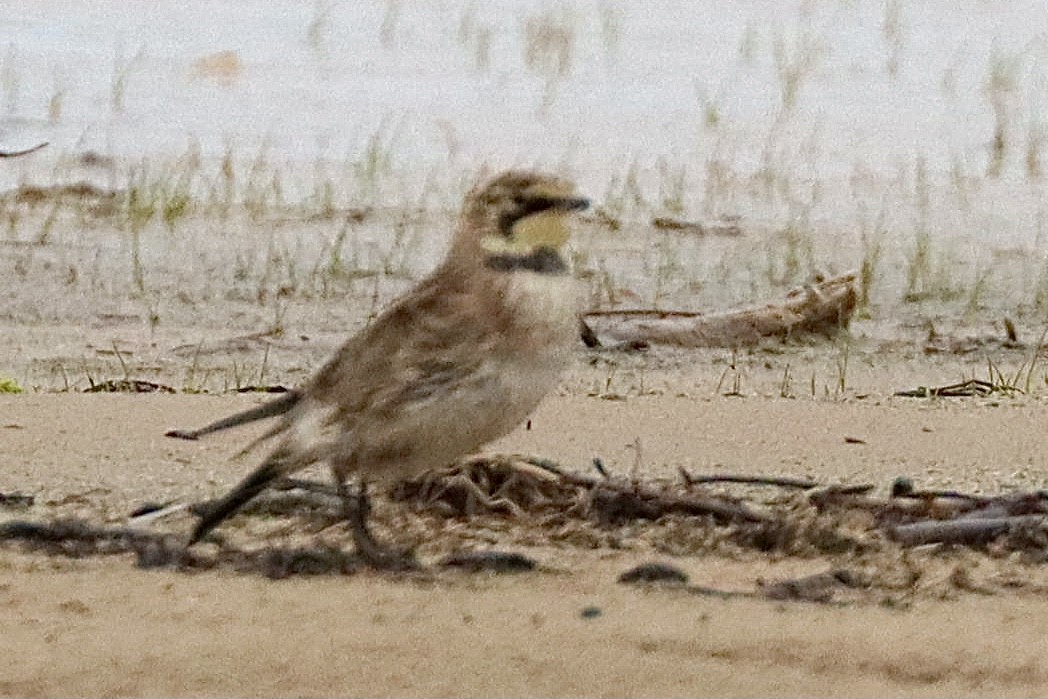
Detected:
left=3, top=2, right=1048, bottom=392
left=3, top=2, right=1048, bottom=197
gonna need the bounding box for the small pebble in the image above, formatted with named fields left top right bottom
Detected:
left=891, top=477, right=914, bottom=497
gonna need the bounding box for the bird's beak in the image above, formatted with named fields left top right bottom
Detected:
left=555, top=196, right=590, bottom=212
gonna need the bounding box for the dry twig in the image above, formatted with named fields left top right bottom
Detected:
left=894, top=379, right=1005, bottom=398
left=0, top=142, right=48, bottom=158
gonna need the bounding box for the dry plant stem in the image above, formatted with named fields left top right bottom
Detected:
left=650, top=216, right=742, bottom=235
left=0, top=141, right=47, bottom=158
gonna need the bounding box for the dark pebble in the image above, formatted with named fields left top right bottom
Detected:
left=618, top=562, right=689, bottom=585
left=439, top=550, right=537, bottom=574
left=580, top=606, right=602, bottom=619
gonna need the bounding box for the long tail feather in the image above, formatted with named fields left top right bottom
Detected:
left=165, top=390, right=302, bottom=441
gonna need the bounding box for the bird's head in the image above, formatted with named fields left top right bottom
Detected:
left=454, top=170, right=589, bottom=273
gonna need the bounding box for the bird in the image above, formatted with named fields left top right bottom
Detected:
left=186, top=170, right=589, bottom=565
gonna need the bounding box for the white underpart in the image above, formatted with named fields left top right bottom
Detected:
left=286, top=400, right=342, bottom=456
left=502, top=267, right=581, bottom=347
left=282, top=265, right=580, bottom=481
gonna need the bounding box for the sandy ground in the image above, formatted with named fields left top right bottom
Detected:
left=7, top=2, right=1048, bottom=695
left=2, top=180, right=1047, bottom=698
left=4, top=392, right=1048, bottom=697
left=1, top=186, right=1048, bottom=699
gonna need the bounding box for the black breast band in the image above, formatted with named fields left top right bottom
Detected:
left=484, top=246, right=568, bottom=274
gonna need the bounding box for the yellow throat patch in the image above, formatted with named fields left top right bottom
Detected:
left=481, top=210, right=571, bottom=255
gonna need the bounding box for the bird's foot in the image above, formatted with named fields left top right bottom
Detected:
left=341, top=483, right=420, bottom=572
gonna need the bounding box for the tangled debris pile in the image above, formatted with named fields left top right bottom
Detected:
left=4, top=456, right=1048, bottom=602
left=396, top=456, right=1048, bottom=558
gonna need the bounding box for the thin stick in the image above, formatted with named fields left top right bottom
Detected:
left=0, top=142, right=48, bottom=158
left=679, top=468, right=819, bottom=490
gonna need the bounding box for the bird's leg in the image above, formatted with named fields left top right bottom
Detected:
left=337, top=480, right=419, bottom=571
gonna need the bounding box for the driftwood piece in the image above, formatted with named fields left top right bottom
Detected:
left=582, top=271, right=857, bottom=348
left=812, top=482, right=1048, bottom=536
left=812, top=487, right=981, bottom=522
left=887, top=515, right=1048, bottom=547
left=890, top=482, right=1048, bottom=519
left=679, top=469, right=819, bottom=490
left=956, top=492, right=1048, bottom=519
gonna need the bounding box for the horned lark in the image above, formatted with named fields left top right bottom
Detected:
left=187, top=170, right=589, bottom=561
